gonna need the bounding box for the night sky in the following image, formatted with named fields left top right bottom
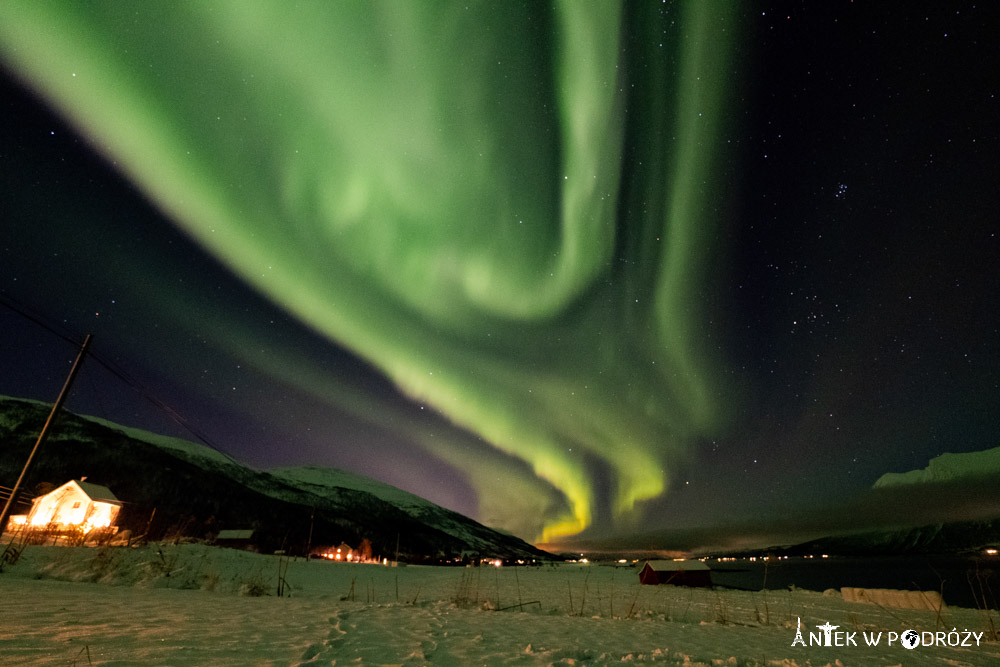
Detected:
left=1, top=2, right=997, bottom=551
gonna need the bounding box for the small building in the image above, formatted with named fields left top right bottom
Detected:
left=215, top=529, right=256, bottom=550
left=638, top=560, right=712, bottom=587
left=20, top=479, right=121, bottom=534
left=332, top=542, right=355, bottom=561
left=313, top=542, right=356, bottom=561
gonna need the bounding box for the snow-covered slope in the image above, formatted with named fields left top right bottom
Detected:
left=84, top=416, right=238, bottom=469
left=270, top=465, right=436, bottom=513
left=271, top=465, right=514, bottom=554
left=873, top=446, right=1000, bottom=488
left=0, top=393, right=244, bottom=475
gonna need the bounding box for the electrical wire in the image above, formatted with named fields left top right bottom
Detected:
left=0, top=292, right=242, bottom=466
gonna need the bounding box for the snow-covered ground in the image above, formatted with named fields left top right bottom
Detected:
left=1, top=544, right=997, bottom=666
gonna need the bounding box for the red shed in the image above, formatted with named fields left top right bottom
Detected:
left=638, top=560, right=712, bottom=587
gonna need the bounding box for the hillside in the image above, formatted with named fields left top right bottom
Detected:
left=269, top=466, right=516, bottom=555
left=782, top=519, right=1000, bottom=557
left=0, top=395, right=550, bottom=561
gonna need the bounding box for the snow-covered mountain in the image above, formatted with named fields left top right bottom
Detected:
left=0, top=396, right=550, bottom=561
left=874, top=445, right=1000, bottom=488
left=271, top=466, right=439, bottom=514
left=270, top=466, right=517, bottom=555
left=786, top=519, right=1000, bottom=556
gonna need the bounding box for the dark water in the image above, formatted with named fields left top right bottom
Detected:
left=709, top=555, right=1000, bottom=609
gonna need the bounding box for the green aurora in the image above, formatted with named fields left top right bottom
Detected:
left=0, top=1, right=742, bottom=542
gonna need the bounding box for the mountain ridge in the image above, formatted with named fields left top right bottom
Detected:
left=0, top=395, right=550, bottom=561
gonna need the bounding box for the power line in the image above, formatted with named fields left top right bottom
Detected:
left=0, top=292, right=242, bottom=466
left=0, top=292, right=79, bottom=347
left=85, top=351, right=242, bottom=464
left=0, top=485, right=34, bottom=507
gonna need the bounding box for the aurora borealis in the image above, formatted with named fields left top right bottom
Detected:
left=2, top=2, right=998, bottom=549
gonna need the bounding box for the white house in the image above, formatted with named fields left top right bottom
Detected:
left=19, top=479, right=122, bottom=533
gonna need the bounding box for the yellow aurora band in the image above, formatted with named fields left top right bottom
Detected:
left=0, top=1, right=740, bottom=543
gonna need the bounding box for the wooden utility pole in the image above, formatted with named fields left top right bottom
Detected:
left=0, top=334, right=92, bottom=536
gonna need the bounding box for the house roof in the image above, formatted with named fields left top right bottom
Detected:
left=641, top=560, right=710, bottom=571
left=217, top=529, right=254, bottom=540
left=40, top=480, right=120, bottom=505
left=74, top=480, right=120, bottom=504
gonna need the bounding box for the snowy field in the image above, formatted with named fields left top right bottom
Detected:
left=1, top=544, right=997, bottom=666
